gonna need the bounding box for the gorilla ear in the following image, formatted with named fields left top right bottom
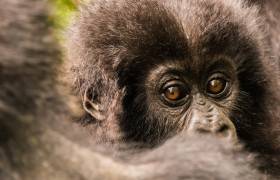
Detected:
left=83, top=87, right=105, bottom=121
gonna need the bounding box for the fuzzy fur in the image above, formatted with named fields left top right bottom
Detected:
left=0, top=0, right=279, bottom=179
left=66, top=0, right=280, bottom=177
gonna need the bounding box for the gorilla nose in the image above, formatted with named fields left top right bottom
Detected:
left=187, top=111, right=237, bottom=142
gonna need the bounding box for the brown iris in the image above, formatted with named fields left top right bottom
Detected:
left=164, top=86, right=183, bottom=101
left=207, top=78, right=227, bottom=95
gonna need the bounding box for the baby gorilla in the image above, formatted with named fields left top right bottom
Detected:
left=1, top=0, right=279, bottom=179
left=0, top=0, right=262, bottom=179
left=66, top=0, right=280, bottom=176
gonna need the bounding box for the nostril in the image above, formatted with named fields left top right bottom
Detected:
left=196, top=128, right=210, bottom=134
left=217, top=124, right=229, bottom=134
left=216, top=123, right=237, bottom=141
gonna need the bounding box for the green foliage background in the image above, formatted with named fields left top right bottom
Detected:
left=49, top=0, right=78, bottom=41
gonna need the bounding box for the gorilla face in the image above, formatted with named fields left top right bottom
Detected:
left=67, top=0, right=270, bottom=147
left=118, top=34, right=253, bottom=145
left=123, top=56, right=239, bottom=143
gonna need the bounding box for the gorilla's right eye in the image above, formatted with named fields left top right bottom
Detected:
left=161, top=81, right=189, bottom=106
left=164, top=86, right=184, bottom=101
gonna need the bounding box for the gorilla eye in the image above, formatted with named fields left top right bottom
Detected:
left=161, top=81, right=189, bottom=106
left=206, top=78, right=227, bottom=95
left=164, top=86, right=184, bottom=101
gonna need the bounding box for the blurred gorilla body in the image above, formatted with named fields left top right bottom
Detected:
left=0, top=0, right=279, bottom=180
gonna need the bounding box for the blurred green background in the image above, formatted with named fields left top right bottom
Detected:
left=49, top=0, right=79, bottom=41
left=50, top=0, right=77, bottom=29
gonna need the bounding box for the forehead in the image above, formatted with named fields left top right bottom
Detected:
left=80, top=0, right=262, bottom=75
left=112, top=0, right=260, bottom=68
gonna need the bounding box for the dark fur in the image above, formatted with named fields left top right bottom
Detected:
left=67, top=0, right=280, bottom=177
left=0, top=0, right=264, bottom=175
left=0, top=0, right=278, bottom=179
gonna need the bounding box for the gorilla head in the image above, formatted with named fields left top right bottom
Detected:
left=66, top=0, right=278, bottom=153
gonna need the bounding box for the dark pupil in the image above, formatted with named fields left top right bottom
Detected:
left=165, top=86, right=181, bottom=100
left=207, top=79, right=226, bottom=94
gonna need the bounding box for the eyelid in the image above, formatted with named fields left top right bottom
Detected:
left=161, top=80, right=186, bottom=91
left=207, top=72, right=230, bottom=81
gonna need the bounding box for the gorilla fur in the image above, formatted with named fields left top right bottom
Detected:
left=0, top=0, right=278, bottom=179
left=66, top=0, right=280, bottom=177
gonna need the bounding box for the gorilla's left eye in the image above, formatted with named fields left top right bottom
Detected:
left=206, top=78, right=227, bottom=95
